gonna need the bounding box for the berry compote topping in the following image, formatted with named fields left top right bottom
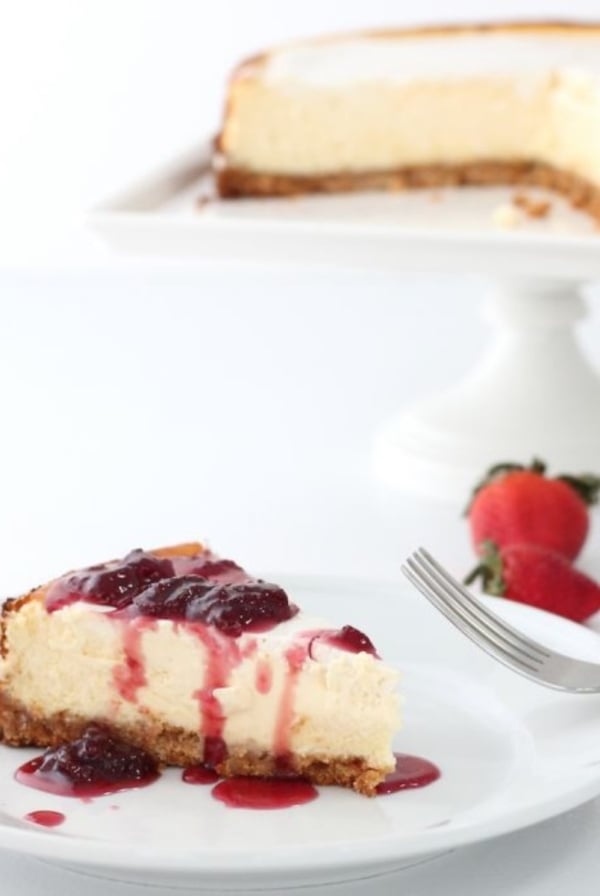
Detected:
left=46, top=550, right=175, bottom=612
left=308, top=625, right=379, bottom=659
left=132, top=577, right=298, bottom=637
left=172, top=555, right=248, bottom=584
left=15, top=725, right=160, bottom=798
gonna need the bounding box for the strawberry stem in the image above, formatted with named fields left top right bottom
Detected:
left=464, top=541, right=506, bottom=596
left=556, top=473, right=600, bottom=506
left=463, top=459, right=538, bottom=516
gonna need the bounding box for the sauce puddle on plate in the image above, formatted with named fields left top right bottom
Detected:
left=24, top=810, right=65, bottom=828
left=376, top=753, right=441, bottom=795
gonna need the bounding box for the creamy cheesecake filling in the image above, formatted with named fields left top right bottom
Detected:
left=220, top=31, right=600, bottom=187
left=0, top=599, right=399, bottom=770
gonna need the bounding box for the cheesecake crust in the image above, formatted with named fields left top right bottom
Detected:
left=0, top=694, right=387, bottom=795
left=217, top=160, right=600, bottom=222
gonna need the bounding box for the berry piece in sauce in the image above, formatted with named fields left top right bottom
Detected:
left=47, top=550, right=175, bottom=611
left=16, top=725, right=160, bottom=798
left=133, top=577, right=297, bottom=636
left=37, top=725, right=158, bottom=785
left=309, top=625, right=379, bottom=659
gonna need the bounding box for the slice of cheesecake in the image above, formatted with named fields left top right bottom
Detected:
left=216, top=22, right=600, bottom=220
left=0, top=543, right=400, bottom=795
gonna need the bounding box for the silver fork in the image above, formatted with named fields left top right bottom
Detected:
left=402, top=547, right=600, bottom=694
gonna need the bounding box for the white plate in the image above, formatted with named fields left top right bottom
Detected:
left=2, top=575, right=600, bottom=891
left=89, top=144, right=600, bottom=279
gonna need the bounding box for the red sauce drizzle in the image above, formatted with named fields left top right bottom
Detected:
left=272, top=643, right=307, bottom=758
left=15, top=756, right=159, bottom=799
left=211, top=777, right=318, bottom=809
left=376, top=753, right=441, bottom=795
left=189, top=623, right=242, bottom=753
left=113, top=617, right=157, bottom=703
left=24, top=810, right=65, bottom=827
left=242, top=639, right=258, bottom=660
left=182, top=765, right=220, bottom=785
left=202, top=735, right=227, bottom=768
left=255, top=657, right=273, bottom=695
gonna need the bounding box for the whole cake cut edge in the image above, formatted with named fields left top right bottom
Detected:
left=214, top=21, right=600, bottom=222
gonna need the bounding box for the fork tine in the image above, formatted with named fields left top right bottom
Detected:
left=411, top=551, right=547, bottom=665
left=403, top=559, right=542, bottom=675
left=416, top=548, right=551, bottom=661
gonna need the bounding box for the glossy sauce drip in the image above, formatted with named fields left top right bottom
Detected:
left=211, top=776, right=318, bottom=809
left=24, top=810, right=65, bottom=827
left=15, top=756, right=160, bottom=799
left=376, top=753, right=441, bottom=795
left=255, top=657, right=273, bottom=694
left=272, top=644, right=307, bottom=758
left=202, top=735, right=227, bottom=768
left=182, top=765, right=220, bottom=785
left=190, top=624, right=242, bottom=750
left=113, top=617, right=157, bottom=702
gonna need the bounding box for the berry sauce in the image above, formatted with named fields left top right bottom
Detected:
left=43, top=547, right=250, bottom=614
left=202, top=736, right=228, bottom=768
left=273, top=643, right=308, bottom=758
left=376, top=753, right=441, bottom=795
left=308, top=625, right=379, bottom=659
left=190, top=624, right=242, bottom=745
left=132, top=577, right=298, bottom=636
left=15, top=726, right=160, bottom=799
left=211, top=777, right=318, bottom=810
left=24, top=810, right=65, bottom=828
left=255, top=657, right=273, bottom=694
left=45, top=550, right=175, bottom=612
left=170, top=554, right=249, bottom=584
left=112, top=617, right=157, bottom=703
left=182, top=766, right=220, bottom=785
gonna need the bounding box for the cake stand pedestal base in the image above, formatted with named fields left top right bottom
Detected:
left=373, top=278, right=600, bottom=501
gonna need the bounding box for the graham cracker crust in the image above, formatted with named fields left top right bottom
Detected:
left=0, top=694, right=386, bottom=796
left=216, top=160, right=600, bottom=222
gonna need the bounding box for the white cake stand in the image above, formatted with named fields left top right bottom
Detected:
left=91, top=144, right=600, bottom=500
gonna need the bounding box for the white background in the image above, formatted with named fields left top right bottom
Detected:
left=1, top=1, right=600, bottom=893
left=0, top=0, right=598, bottom=587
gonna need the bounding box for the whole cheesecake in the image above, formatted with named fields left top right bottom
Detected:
left=216, top=22, right=600, bottom=219
left=0, top=543, right=400, bottom=795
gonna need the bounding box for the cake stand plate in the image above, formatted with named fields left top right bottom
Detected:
left=90, top=144, right=600, bottom=500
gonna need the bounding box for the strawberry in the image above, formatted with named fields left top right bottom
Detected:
left=466, top=458, right=600, bottom=562
left=465, top=541, right=600, bottom=622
